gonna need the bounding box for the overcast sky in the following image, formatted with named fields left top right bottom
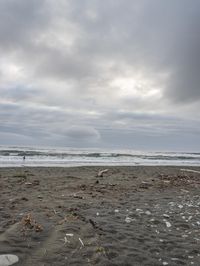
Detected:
left=0, top=0, right=200, bottom=151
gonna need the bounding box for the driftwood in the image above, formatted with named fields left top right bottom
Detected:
left=180, top=169, right=200, bottom=174
left=97, top=169, right=109, bottom=177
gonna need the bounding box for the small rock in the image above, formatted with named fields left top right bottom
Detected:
left=66, top=233, right=74, bottom=237
left=125, top=217, right=132, bottom=223
left=163, top=214, right=170, bottom=218
left=136, top=208, right=143, bottom=212
left=178, top=205, right=183, bottom=209
left=171, top=258, right=179, bottom=261
left=164, top=221, right=172, bottom=228
left=25, top=182, right=32, bottom=186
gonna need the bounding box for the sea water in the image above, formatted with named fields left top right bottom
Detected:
left=0, top=145, right=200, bottom=167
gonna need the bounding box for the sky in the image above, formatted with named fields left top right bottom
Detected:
left=0, top=0, right=200, bottom=151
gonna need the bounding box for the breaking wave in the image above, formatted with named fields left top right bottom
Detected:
left=0, top=146, right=200, bottom=167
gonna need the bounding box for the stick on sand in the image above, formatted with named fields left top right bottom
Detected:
left=180, top=169, right=200, bottom=174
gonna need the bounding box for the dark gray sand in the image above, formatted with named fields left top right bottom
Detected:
left=0, top=166, right=200, bottom=266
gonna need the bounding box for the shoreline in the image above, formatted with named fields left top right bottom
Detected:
left=1, top=166, right=200, bottom=265
left=1, top=163, right=200, bottom=168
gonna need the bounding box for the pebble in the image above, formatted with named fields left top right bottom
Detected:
left=0, top=254, right=19, bottom=266
left=136, top=208, right=143, bottom=212
left=125, top=217, right=132, bottom=223
left=164, top=221, right=172, bottom=228
left=25, top=182, right=32, bottom=186
left=163, top=214, right=170, bottom=218
left=171, top=258, right=179, bottom=261
left=162, top=262, right=168, bottom=265
left=66, top=233, right=74, bottom=237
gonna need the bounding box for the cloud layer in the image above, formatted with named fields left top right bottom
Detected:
left=1, top=0, right=200, bottom=150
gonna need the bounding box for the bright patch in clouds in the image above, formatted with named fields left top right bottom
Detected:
left=111, top=76, right=162, bottom=99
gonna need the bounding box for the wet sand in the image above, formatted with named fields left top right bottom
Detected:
left=0, top=166, right=200, bottom=266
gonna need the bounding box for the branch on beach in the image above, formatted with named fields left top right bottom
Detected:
left=97, top=169, right=109, bottom=177
left=180, top=169, right=200, bottom=174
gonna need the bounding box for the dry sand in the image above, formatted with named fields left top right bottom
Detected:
left=0, top=166, right=200, bottom=266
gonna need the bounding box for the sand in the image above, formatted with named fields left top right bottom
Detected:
left=0, top=166, right=200, bottom=266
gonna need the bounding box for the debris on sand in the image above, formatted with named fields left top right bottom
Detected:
left=125, top=217, right=135, bottom=223
left=180, top=169, right=200, bottom=174
left=96, top=246, right=105, bottom=254
left=21, top=213, right=43, bottom=233
left=79, top=237, right=84, bottom=247
left=24, top=182, right=32, bottom=186
left=89, top=218, right=98, bottom=228
left=73, top=194, right=84, bottom=199
left=0, top=254, right=19, bottom=266
left=97, top=169, right=109, bottom=177
left=163, top=214, right=170, bottom=218
left=60, top=233, right=74, bottom=245
left=162, top=262, right=169, bottom=265
left=66, top=233, right=74, bottom=237
left=139, top=182, right=152, bottom=189
left=164, top=220, right=172, bottom=228
left=24, top=180, right=39, bottom=186
left=63, top=236, right=70, bottom=245
left=158, top=173, right=200, bottom=188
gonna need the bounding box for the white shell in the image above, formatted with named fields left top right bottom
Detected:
left=0, top=254, right=19, bottom=266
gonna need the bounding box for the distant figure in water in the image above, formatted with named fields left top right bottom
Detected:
left=23, top=156, right=26, bottom=161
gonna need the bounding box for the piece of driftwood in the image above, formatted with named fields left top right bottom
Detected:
left=97, top=169, right=109, bottom=177
left=180, top=169, right=200, bottom=174
left=79, top=237, right=84, bottom=247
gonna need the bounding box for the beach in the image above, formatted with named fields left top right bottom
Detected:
left=0, top=166, right=200, bottom=266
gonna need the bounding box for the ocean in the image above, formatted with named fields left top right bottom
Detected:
left=0, top=145, right=200, bottom=167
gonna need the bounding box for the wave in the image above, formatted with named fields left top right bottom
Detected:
left=0, top=149, right=200, bottom=160
left=0, top=146, right=200, bottom=167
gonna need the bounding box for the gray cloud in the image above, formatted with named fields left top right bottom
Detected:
left=65, top=126, right=100, bottom=141
left=0, top=0, right=200, bottom=150
left=0, top=0, right=47, bottom=51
